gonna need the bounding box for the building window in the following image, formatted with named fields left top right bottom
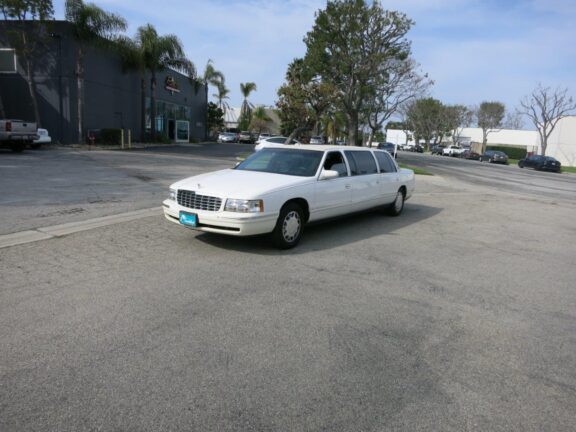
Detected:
left=0, top=48, right=16, bottom=73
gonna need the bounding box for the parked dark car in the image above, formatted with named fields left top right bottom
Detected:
left=431, top=145, right=445, bottom=155
left=518, top=155, right=561, bottom=173
left=460, top=149, right=481, bottom=160
left=479, top=150, right=508, bottom=164
left=377, top=142, right=398, bottom=158
left=407, top=144, right=424, bottom=153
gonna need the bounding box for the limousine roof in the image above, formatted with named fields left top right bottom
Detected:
left=277, top=144, right=383, bottom=152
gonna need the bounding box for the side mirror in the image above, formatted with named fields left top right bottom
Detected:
left=319, top=169, right=339, bottom=180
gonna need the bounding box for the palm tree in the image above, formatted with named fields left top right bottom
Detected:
left=116, top=35, right=147, bottom=141
left=135, top=24, right=195, bottom=140
left=240, top=82, right=257, bottom=118
left=65, top=0, right=127, bottom=143
left=239, top=82, right=257, bottom=131
left=213, top=81, right=231, bottom=114
left=201, top=59, right=224, bottom=89
left=199, top=60, right=224, bottom=139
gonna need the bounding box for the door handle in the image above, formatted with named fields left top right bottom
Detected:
left=345, top=184, right=351, bottom=189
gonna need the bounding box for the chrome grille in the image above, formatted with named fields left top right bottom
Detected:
left=177, top=190, right=222, bottom=212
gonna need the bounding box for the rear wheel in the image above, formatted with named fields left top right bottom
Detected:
left=518, top=161, right=524, bottom=168
left=10, top=143, right=25, bottom=153
left=271, top=202, right=304, bottom=249
left=387, top=189, right=405, bottom=216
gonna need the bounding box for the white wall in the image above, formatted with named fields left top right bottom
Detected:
left=546, top=116, right=576, bottom=167
left=385, top=129, right=414, bottom=146
left=457, top=128, right=540, bottom=148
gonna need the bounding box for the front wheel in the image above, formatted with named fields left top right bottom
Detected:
left=387, top=189, right=405, bottom=216
left=271, top=203, right=304, bottom=249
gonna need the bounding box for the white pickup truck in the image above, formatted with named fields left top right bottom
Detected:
left=442, top=145, right=465, bottom=157
left=0, top=119, right=38, bottom=152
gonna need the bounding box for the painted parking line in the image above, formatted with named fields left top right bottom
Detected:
left=0, top=207, right=162, bottom=249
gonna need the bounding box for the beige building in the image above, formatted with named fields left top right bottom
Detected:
left=544, top=116, right=576, bottom=167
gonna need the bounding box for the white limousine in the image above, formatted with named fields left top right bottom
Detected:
left=163, top=145, right=415, bottom=248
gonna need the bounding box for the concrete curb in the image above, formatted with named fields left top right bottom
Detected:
left=0, top=207, right=162, bottom=249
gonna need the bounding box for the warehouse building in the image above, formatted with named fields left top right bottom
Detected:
left=0, top=21, right=206, bottom=145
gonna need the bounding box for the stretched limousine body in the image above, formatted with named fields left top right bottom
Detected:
left=163, top=145, right=415, bottom=248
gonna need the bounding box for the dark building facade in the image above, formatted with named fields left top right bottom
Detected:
left=0, top=20, right=207, bottom=144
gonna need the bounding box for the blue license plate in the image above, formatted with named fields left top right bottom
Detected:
left=179, top=211, right=198, bottom=227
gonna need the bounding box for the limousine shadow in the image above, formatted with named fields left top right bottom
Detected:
left=194, top=203, right=442, bottom=254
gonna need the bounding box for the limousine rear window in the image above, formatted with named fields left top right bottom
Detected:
left=374, top=151, right=397, bottom=173
left=344, top=151, right=378, bottom=175
left=235, top=148, right=323, bottom=177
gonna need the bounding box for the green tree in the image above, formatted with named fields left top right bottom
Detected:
left=65, top=0, right=127, bottom=143
left=135, top=23, right=195, bottom=140
left=386, top=121, right=407, bottom=130
left=276, top=61, right=313, bottom=138
left=276, top=58, right=334, bottom=140
left=405, top=97, right=445, bottom=149
left=1, top=0, right=54, bottom=126
left=206, top=102, right=224, bottom=138
left=249, top=106, right=271, bottom=134
left=304, top=0, right=413, bottom=146
left=519, top=84, right=576, bottom=155
left=476, top=101, right=505, bottom=153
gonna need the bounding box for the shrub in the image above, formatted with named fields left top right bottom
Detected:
left=98, top=128, right=123, bottom=146
left=486, top=145, right=527, bottom=159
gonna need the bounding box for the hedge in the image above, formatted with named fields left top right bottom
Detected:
left=486, top=145, right=527, bottom=159
left=99, top=128, right=123, bottom=145
left=87, top=128, right=123, bottom=145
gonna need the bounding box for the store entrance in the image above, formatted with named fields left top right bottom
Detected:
left=167, top=119, right=189, bottom=143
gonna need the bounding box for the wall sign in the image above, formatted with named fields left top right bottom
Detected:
left=165, top=76, right=180, bottom=94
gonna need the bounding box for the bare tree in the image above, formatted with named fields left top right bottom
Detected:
left=503, top=109, right=524, bottom=130
left=519, top=84, right=576, bottom=155
left=364, top=58, right=432, bottom=146
left=444, top=105, right=473, bottom=146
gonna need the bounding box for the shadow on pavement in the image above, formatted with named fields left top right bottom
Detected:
left=193, top=203, right=442, bottom=255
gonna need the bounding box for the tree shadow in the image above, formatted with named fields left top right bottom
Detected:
left=193, top=203, right=442, bottom=255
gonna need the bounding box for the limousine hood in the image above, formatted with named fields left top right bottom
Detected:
left=172, top=169, right=312, bottom=198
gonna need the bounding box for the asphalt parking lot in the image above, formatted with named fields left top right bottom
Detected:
left=1, top=145, right=575, bottom=431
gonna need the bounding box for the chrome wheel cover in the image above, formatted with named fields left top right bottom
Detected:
left=282, top=211, right=301, bottom=242
left=394, top=192, right=404, bottom=212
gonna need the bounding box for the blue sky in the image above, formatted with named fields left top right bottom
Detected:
left=54, top=0, right=576, bottom=127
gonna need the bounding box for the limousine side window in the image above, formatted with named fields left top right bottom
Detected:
left=323, top=152, right=348, bottom=177
left=344, top=151, right=378, bottom=176
left=374, top=151, right=397, bottom=173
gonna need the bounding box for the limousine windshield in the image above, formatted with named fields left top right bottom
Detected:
left=235, top=148, right=324, bottom=177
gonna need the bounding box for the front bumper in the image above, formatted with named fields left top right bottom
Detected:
left=162, top=199, right=278, bottom=236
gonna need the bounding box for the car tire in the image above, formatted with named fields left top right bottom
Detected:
left=272, top=202, right=304, bottom=249
left=387, top=189, right=405, bottom=217
left=31, top=143, right=42, bottom=149
left=10, top=143, right=25, bottom=153
left=488, top=158, right=493, bottom=163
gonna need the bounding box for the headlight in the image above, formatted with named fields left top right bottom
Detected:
left=225, top=199, right=264, bottom=213
left=169, top=188, right=176, bottom=200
